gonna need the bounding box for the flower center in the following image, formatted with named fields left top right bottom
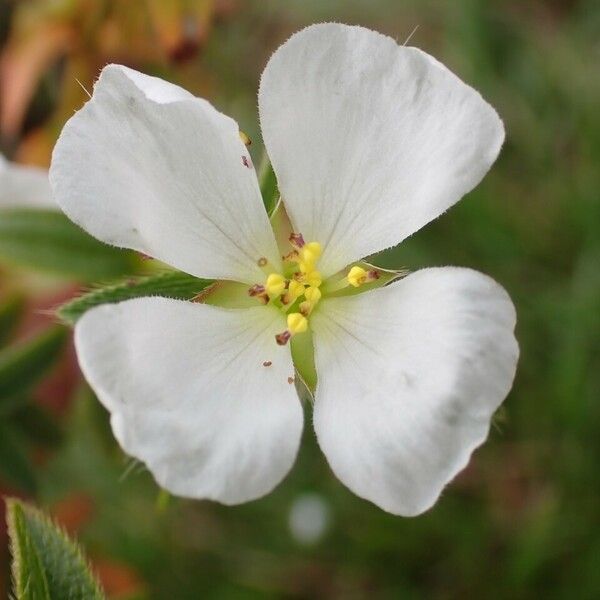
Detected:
left=249, top=232, right=324, bottom=345
left=245, top=228, right=387, bottom=347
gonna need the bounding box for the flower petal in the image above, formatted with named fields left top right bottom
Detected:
left=50, top=65, right=279, bottom=284
left=310, top=268, right=518, bottom=515
left=259, top=24, right=504, bottom=277
left=0, top=155, right=54, bottom=209
left=75, top=298, right=303, bottom=504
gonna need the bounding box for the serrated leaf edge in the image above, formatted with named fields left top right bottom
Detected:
left=56, top=270, right=212, bottom=326
left=5, top=498, right=105, bottom=600
left=6, top=498, right=51, bottom=600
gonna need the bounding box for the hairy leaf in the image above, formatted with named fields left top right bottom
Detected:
left=6, top=499, right=105, bottom=600
left=58, top=271, right=213, bottom=325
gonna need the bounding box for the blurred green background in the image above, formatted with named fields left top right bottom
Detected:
left=1, top=0, right=599, bottom=598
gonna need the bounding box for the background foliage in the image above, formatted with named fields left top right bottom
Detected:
left=1, top=0, right=599, bottom=598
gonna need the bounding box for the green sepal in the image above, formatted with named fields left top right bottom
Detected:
left=0, top=208, right=140, bottom=280
left=291, top=329, right=317, bottom=397
left=57, top=271, right=213, bottom=325
left=321, top=261, right=407, bottom=298
left=156, top=489, right=171, bottom=513
left=269, top=197, right=294, bottom=259
left=258, top=154, right=279, bottom=215
left=0, top=326, right=68, bottom=400
left=6, top=498, right=105, bottom=600
left=197, top=280, right=260, bottom=309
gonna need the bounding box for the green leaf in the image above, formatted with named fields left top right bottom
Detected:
left=12, top=403, right=63, bottom=448
left=0, top=425, right=37, bottom=494
left=57, top=270, right=214, bottom=325
left=0, top=326, right=68, bottom=400
left=6, top=498, right=105, bottom=600
left=0, top=209, right=140, bottom=280
left=258, top=154, right=279, bottom=215
left=0, top=294, right=25, bottom=346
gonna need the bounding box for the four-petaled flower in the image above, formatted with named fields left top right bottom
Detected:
left=50, top=24, right=519, bottom=516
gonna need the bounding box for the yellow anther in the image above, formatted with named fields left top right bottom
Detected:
left=287, top=312, right=308, bottom=335
left=307, top=241, right=322, bottom=257
left=265, top=273, right=286, bottom=298
left=304, top=270, right=322, bottom=288
left=304, top=286, right=321, bottom=304
left=283, top=279, right=305, bottom=304
left=298, top=261, right=310, bottom=274
left=299, top=286, right=322, bottom=316
left=270, top=234, right=326, bottom=345
left=347, top=266, right=368, bottom=287
left=289, top=279, right=305, bottom=298
left=300, top=241, right=322, bottom=265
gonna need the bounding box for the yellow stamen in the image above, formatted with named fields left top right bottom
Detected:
left=346, top=265, right=381, bottom=288
left=275, top=312, right=307, bottom=345
left=298, top=261, right=310, bottom=274
left=283, top=279, right=305, bottom=304
left=287, top=312, right=308, bottom=335
left=304, top=270, right=322, bottom=288
left=304, top=286, right=321, bottom=304
left=347, top=266, right=368, bottom=287
left=299, top=241, right=322, bottom=265
left=265, top=273, right=286, bottom=298
left=263, top=234, right=326, bottom=345
left=299, top=286, right=322, bottom=316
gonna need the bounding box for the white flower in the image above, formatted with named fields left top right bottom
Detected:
left=49, top=24, right=519, bottom=516
left=0, top=154, right=54, bottom=209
